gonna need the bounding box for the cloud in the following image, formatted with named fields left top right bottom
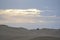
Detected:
left=0, top=9, right=60, bottom=25
left=0, top=9, right=42, bottom=23
left=0, top=9, right=41, bottom=16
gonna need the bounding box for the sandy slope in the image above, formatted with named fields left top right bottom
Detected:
left=0, top=25, right=60, bottom=40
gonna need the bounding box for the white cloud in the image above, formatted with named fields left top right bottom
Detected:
left=0, top=9, right=42, bottom=23
left=0, top=9, right=59, bottom=24
left=0, top=9, right=41, bottom=16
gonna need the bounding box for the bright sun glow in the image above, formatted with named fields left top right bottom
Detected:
left=0, top=9, right=44, bottom=23
left=0, top=9, right=41, bottom=16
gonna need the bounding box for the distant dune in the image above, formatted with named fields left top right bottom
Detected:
left=30, top=36, right=60, bottom=40
left=0, top=25, right=60, bottom=40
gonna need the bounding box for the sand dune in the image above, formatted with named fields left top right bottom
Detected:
left=0, top=25, right=60, bottom=40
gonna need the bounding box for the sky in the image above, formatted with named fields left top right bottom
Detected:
left=0, top=0, right=60, bottom=29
